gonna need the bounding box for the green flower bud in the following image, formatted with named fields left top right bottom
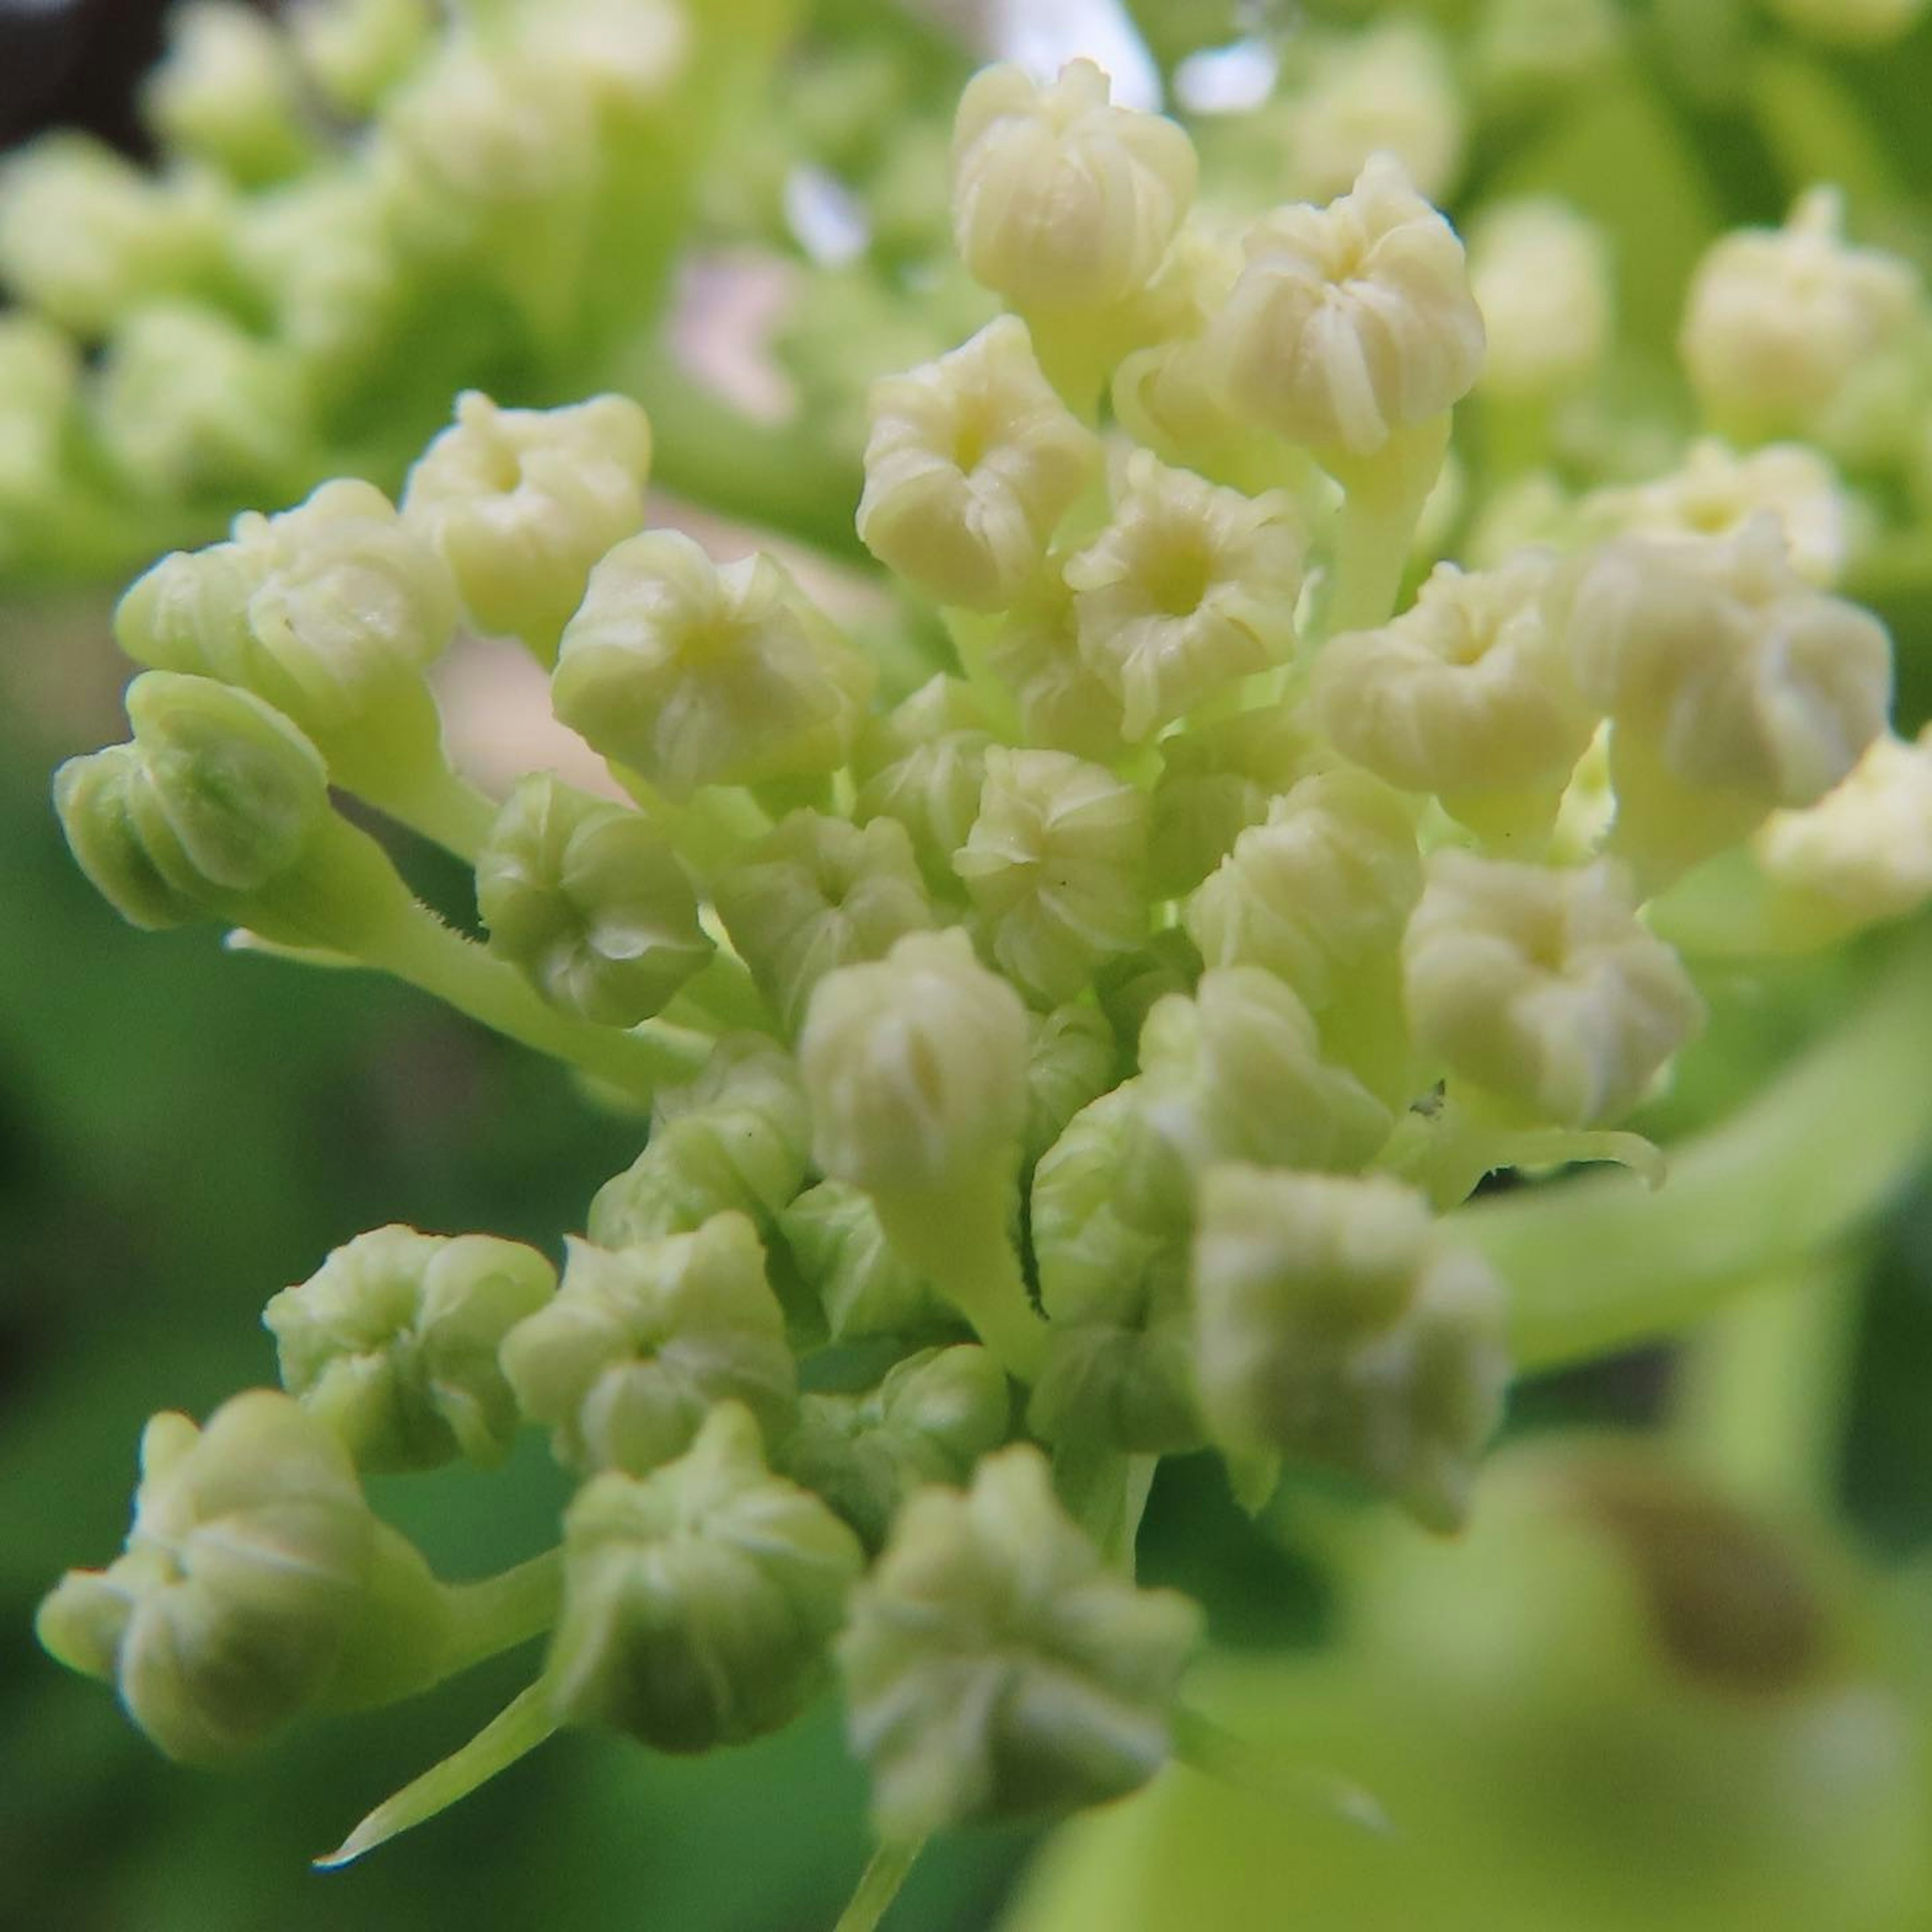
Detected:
left=0, top=314, right=77, bottom=520
left=985, top=568, right=1133, bottom=764
left=547, top=1402, right=864, bottom=1752
left=93, top=304, right=309, bottom=503
left=0, top=134, right=226, bottom=335
left=1191, top=1166, right=1509, bottom=1530
left=499, top=1214, right=796, bottom=1476
left=143, top=2, right=314, bottom=186
left=955, top=749, right=1150, bottom=1008
left=1024, top=1003, right=1116, bottom=1170
left=403, top=391, right=653, bottom=662
left=713, top=810, right=937, bottom=1035
left=777, top=1180, right=940, bottom=1342
left=553, top=530, right=874, bottom=799
left=1093, top=928, right=1204, bottom=1054
left=777, top=1345, right=1012, bottom=1550
left=587, top=1035, right=811, bottom=1247
left=476, top=775, right=712, bottom=1028
left=852, top=676, right=997, bottom=899
left=115, top=478, right=458, bottom=745
left=1064, top=450, right=1304, bottom=744
left=36, top=1391, right=446, bottom=1763
left=263, top=1225, right=557, bottom=1472
left=55, top=672, right=330, bottom=931
left=290, top=0, right=436, bottom=116
left=1131, top=969, right=1394, bottom=1217
left=1028, top=1086, right=1201, bottom=1455
left=838, top=1443, right=1202, bottom=1838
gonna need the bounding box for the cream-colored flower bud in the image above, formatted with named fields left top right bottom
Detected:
left=1184, top=771, right=1422, bottom=1013
left=1754, top=727, right=1932, bottom=929
left=115, top=477, right=457, bottom=742
left=856, top=317, right=1100, bottom=612
left=289, top=0, right=435, bottom=116
left=950, top=58, right=1198, bottom=311
left=1312, top=552, right=1596, bottom=812
left=838, top=1444, right=1202, bottom=1838
left=476, top=775, right=712, bottom=1028
left=984, top=569, right=1132, bottom=762
left=799, top=928, right=1029, bottom=1200
left=1760, top=0, right=1929, bottom=48
left=548, top=1402, right=862, bottom=1752
left=852, top=677, right=998, bottom=899
left=778, top=1179, right=939, bottom=1341
left=553, top=530, right=873, bottom=798
left=1205, top=154, right=1486, bottom=457
left=713, top=810, right=937, bottom=1034
left=588, top=1035, right=810, bottom=1247
left=1468, top=199, right=1613, bottom=400
left=532, top=0, right=690, bottom=118
left=1279, top=22, right=1466, bottom=205
left=404, top=391, right=653, bottom=662
left=1132, top=968, right=1394, bottom=1215
left=264, top=1225, right=556, bottom=1472
left=1680, top=190, right=1924, bottom=447
left=1580, top=440, right=1849, bottom=588
left=1191, top=1166, right=1508, bottom=1530
left=1403, top=851, right=1705, bottom=1126
left=954, top=748, right=1149, bottom=1007
left=1064, top=449, right=1304, bottom=742
left=143, top=1, right=313, bottom=186
left=778, top=1345, right=1012, bottom=1551
left=498, top=1214, right=796, bottom=1477
left=1555, top=520, right=1893, bottom=874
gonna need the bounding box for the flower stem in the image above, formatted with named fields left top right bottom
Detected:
left=438, top=1550, right=565, bottom=1680
left=833, top=1839, right=927, bottom=1932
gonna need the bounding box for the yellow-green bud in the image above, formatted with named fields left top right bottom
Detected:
left=143, top=2, right=314, bottom=186
left=985, top=568, right=1134, bottom=763
left=1468, top=199, right=1613, bottom=401
left=839, top=1443, right=1202, bottom=1838
left=498, top=1214, right=796, bottom=1477
left=403, top=391, right=653, bottom=663
left=856, top=316, right=1100, bottom=612
left=553, top=530, right=873, bottom=798
left=713, top=811, right=937, bottom=1035
left=289, top=0, right=435, bottom=115
left=1191, top=1166, right=1508, bottom=1530
left=1064, top=449, right=1304, bottom=742
left=263, top=1225, right=556, bottom=1472
left=777, top=1180, right=940, bottom=1341
left=1024, top=1003, right=1117, bottom=1169
left=777, top=1345, right=1012, bottom=1551
left=1403, top=851, right=1705, bottom=1128
left=950, top=59, right=1198, bottom=312
left=548, top=1402, right=863, bottom=1752
left=954, top=748, right=1150, bottom=1007
left=477, top=775, right=712, bottom=1028
left=1205, top=154, right=1485, bottom=457
left=588, top=1035, right=811, bottom=1247
left=852, top=676, right=998, bottom=899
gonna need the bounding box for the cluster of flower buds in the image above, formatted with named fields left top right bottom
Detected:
left=37, top=40, right=1932, bottom=1922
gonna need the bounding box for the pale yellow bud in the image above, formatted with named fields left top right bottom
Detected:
left=1468, top=199, right=1613, bottom=400
left=1280, top=23, right=1467, bottom=206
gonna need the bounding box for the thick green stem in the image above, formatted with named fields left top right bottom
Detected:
left=1454, top=925, right=1932, bottom=1372
left=368, top=758, right=503, bottom=866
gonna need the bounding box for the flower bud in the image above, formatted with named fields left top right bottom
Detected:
left=55, top=672, right=330, bottom=931
left=34, top=1391, right=441, bottom=1763
left=263, top=1225, right=556, bottom=1472
left=1468, top=199, right=1612, bottom=400
left=954, top=748, right=1149, bottom=1007
left=1064, top=450, right=1304, bottom=742
left=1191, top=1166, right=1508, bottom=1530
left=498, top=1214, right=796, bottom=1477
left=778, top=1345, right=1012, bottom=1550
left=143, top=2, right=313, bottom=186
left=1132, top=969, right=1394, bottom=1215
left=839, top=1443, right=1202, bottom=1838
left=777, top=1180, right=940, bottom=1341
left=1184, top=771, right=1422, bottom=1015
left=403, top=391, right=653, bottom=662
left=856, top=316, right=1100, bottom=612
left=984, top=568, right=1133, bottom=762
left=476, top=775, right=711, bottom=1028
left=1204, top=154, right=1485, bottom=457
left=289, top=0, right=435, bottom=116
left=1403, top=851, right=1705, bottom=1127
left=1471, top=0, right=1623, bottom=104
left=1024, top=1003, right=1117, bottom=1169
left=548, top=1402, right=863, bottom=1752
left=0, top=135, right=226, bottom=335
left=1311, top=553, right=1595, bottom=819
left=553, top=530, right=873, bottom=798
left=1760, top=0, right=1930, bottom=53
left=799, top=928, right=1030, bottom=1200
left=713, top=811, right=936, bottom=1035
left=852, top=676, right=998, bottom=898
left=950, top=59, right=1197, bottom=311
left=588, top=1035, right=811, bottom=1247
left=116, top=478, right=458, bottom=744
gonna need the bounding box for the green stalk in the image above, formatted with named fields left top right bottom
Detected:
left=833, top=1839, right=928, bottom=1932
left=437, top=1550, right=565, bottom=1680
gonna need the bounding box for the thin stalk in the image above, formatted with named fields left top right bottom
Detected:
left=833, top=1839, right=928, bottom=1932
left=438, top=1550, right=565, bottom=1681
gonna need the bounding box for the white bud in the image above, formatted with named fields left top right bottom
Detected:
left=1468, top=199, right=1613, bottom=400
left=1279, top=22, right=1467, bottom=205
